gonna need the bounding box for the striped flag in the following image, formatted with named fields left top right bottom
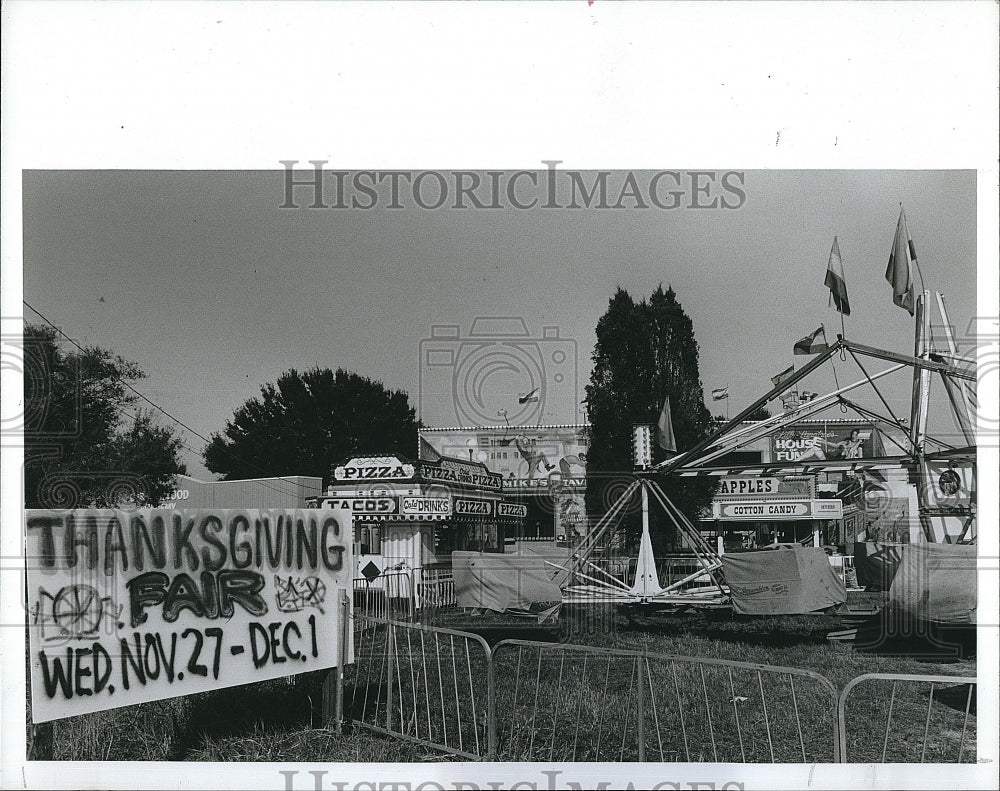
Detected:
left=711, top=387, right=729, bottom=401
left=770, top=365, right=794, bottom=387
left=824, top=237, right=851, bottom=315
left=657, top=395, right=677, bottom=453
left=886, top=208, right=916, bottom=316
left=794, top=326, right=829, bottom=355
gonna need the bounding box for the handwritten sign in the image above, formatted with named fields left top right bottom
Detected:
left=25, top=508, right=352, bottom=723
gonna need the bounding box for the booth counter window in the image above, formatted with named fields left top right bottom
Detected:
left=357, top=525, right=382, bottom=555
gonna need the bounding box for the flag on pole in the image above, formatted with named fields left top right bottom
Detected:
left=770, top=365, right=794, bottom=387
left=711, top=387, right=729, bottom=401
left=886, top=208, right=916, bottom=315
left=518, top=387, right=540, bottom=404
left=794, top=326, right=829, bottom=355
left=657, top=395, right=676, bottom=453
left=824, top=237, right=851, bottom=315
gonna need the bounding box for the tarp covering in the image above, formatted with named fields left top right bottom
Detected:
left=509, top=541, right=572, bottom=566
left=452, top=551, right=564, bottom=612
left=854, top=542, right=905, bottom=590
left=722, top=546, right=847, bottom=615
left=887, top=543, right=977, bottom=624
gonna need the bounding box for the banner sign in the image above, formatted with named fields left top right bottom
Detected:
left=400, top=496, right=451, bottom=516
left=419, top=427, right=588, bottom=491
left=25, top=508, right=352, bottom=723
left=453, top=498, right=494, bottom=517
left=771, top=427, right=877, bottom=463
left=334, top=456, right=416, bottom=481
left=420, top=458, right=503, bottom=491
left=718, top=477, right=781, bottom=497
left=507, top=475, right=587, bottom=491
left=713, top=499, right=844, bottom=521
left=323, top=497, right=398, bottom=516
left=497, top=502, right=528, bottom=519
left=716, top=476, right=813, bottom=500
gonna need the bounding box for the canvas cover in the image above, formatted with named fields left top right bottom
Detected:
left=854, top=541, right=905, bottom=590
left=452, top=551, right=564, bottom=612
left=722, top=546, right=847, bottom=615
left=887, top=543, right=977, bottom=624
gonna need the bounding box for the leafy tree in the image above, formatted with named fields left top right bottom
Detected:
left=584, top=285, right=716, bottom=553
left=204, top=367, right=419, bottom=483
left=23, top=324, right=187, bottom=508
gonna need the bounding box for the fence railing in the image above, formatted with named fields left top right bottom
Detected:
left=346, top=614, right=493, bottom=759
left=340, top=615, right=977, bottom=763
left=838, top=673, right=978, bottom=763
left=417, top=567, right=457, bottom=612
left=491, top=639, right=838, bottom=762
left=353, top=572, right=414, bottom=622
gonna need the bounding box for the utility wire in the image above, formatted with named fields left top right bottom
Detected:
left=23, top=301, right=310, bottom=498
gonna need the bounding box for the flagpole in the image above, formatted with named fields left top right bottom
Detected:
left=839, top=309, right=847, bottom=364
left=824, top=321, right=843, bottom=390
left=901, top=204, right=927, bottom=294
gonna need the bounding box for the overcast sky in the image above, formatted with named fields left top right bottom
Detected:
left=22, top=169, right=976, bottom=478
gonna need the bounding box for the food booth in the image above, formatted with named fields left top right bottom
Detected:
left=308, top=453, right=526, bottom=608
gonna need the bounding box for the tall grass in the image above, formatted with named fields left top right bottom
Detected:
left=31, top=607, right=976, bottom=762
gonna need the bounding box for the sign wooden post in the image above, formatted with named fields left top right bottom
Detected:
left=321, top=587, right=350, bottom=731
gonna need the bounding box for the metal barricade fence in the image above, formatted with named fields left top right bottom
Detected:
left=490, top=639, right=839, bottom=762
left=652, top=556, right=717, bottom=591
left=346, top=614, right=494, bottom=759
left=416, top=567, right=457, bottom=613
left=338, top=615, right=976, bottom=764
left=838, top=673, right=977, bottom=763
left=353, top=572, right=414, bottom=623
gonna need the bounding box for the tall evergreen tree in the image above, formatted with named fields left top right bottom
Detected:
left=585, top=285, right=716, bottom=552
left=204, top=367, right=419, bottom=483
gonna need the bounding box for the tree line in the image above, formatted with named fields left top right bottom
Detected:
left=24, top=284, right=714, bottom=551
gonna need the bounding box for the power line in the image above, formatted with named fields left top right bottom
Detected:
left=110, top=405, right=307, bottom=502
left=22, top=301, right=308, bottom=498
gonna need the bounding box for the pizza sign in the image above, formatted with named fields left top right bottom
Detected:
left=454, top=499, right=493, bottom=516
left=334, top=456, right=415, bottom=481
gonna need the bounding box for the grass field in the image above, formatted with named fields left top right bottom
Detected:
left=32, top=605, right=976, bottom=763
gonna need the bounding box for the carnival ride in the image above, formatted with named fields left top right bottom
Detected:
left=550, top=287, right=978, bottom=617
